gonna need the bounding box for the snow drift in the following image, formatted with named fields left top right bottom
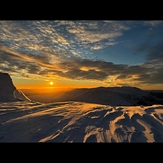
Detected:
left=1, top=101, right=163, bottom=142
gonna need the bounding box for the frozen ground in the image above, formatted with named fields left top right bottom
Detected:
left=1, top=101, right=163, bottom=142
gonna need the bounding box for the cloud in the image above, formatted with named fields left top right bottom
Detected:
left=133, top=20, right=163, bottom=62
left=1, top=20, right=163, bottom=64
left=125, top=20, right=163, bottom=28
left=115, top=59, right=163, bottom=85
left=0, top=20, right=132, bottom=68
left=57, top=35, right=69, bottom=44
left=63, top=69, right=109, bottom=80
left=26, top=64, right=40, bottom=74
left=91, top=41, right=118, bottom=50
left=0, top=46, right=51, bottom=65
left=116, top=74, right=128, bottom=79
left=0, top=21, right=72, bottom=56
left=145, top=41, right=163, bottom=61
left=91, top=45, right=105, bottom=50
left=134, top=40, right=163, bottom=61
left=0, top=46, right=53, bottom=78
left=53, top=20, right=130, bottom=53
left=66, top=21, right=129, bottom=45
left=143, top=21, right=163, bottom=27
left=1, top=45, right=163, bottom=86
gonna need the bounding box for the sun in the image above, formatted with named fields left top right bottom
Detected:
left=50, top=81, right=53, bottom=85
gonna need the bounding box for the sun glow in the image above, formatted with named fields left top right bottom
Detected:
left=50, top=81, right=53, bottom=85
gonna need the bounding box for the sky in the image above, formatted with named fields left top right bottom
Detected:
left=0, top=20, right=163, bottom=90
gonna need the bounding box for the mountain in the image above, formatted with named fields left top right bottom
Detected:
left=0, top=72, right=31, bottom=102
left=54, top=86, right=163, bottom=106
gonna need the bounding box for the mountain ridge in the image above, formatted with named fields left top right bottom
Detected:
left=52, top=86, right=163, bottom=106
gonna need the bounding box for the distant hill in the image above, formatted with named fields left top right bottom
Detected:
left=53, top=86, right=163, bottom=106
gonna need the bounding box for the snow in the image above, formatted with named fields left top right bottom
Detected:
left=1, top=101, right=163, bottom=142
left=13, top=89, right=32, bottom=102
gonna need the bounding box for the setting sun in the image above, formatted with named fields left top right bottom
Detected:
left=50, top=81, right=53, bottom=85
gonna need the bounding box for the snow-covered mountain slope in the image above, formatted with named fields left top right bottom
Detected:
left=0, top=72, right=31, bottom=102
left=1, top=101, right=163, bottom=142
left=13, top=89, right=32, bottom=102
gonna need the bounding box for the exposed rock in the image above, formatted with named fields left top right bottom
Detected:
left=0, top=72, right=16, bottom=102
left=0, top=72, right=31, bottom=102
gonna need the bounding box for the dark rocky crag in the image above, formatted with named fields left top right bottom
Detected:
left=0, top=72, right=31, bottom=102
left=0, top=72, right=17, bottom=102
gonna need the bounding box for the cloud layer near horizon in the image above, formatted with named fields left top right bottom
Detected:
left=0, top=45, right=163, bottom=86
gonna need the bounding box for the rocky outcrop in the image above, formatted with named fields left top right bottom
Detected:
left=0, top=72, right=31, bottom=102
left=0, top=72, right=17, bottom=102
